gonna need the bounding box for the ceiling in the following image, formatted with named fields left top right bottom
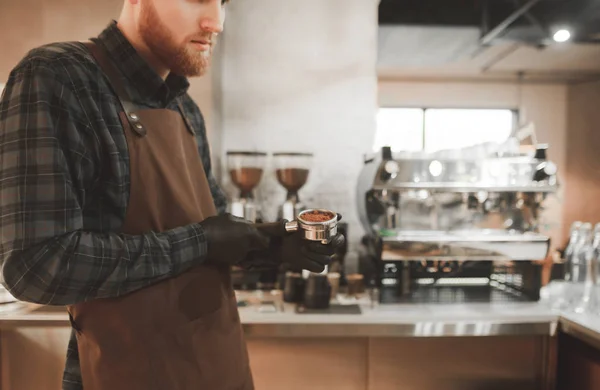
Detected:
left=378, top=0, right=600, bottom=82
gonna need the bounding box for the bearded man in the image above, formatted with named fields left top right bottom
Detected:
left=0, top=1, right=343, bottom=389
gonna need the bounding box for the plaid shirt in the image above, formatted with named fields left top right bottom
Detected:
left=0, top=22, right=226, bottom=389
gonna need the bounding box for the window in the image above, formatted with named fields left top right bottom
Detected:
left=374, top=108, right=516, bottom=153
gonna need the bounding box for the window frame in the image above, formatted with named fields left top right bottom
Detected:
left=376, top=106, right=520, bottom=152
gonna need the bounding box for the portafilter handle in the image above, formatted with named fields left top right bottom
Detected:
left=253, top=219, right=323, bottom=240
left=285, top=220, right=299, bottom=233
left=254, top=220, right=290, bottom=238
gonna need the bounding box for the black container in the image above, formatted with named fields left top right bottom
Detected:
left=534, top=144, right=548, bottom=160
left=304, top=274, right=331, bottom=309
left=283, top=272, right=305, bottom=303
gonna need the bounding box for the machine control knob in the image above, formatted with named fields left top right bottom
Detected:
left=533, top=161, right=557, bottom=182
left=380, top=161, right=400, bottom=181
left=534, top=144, right=549, bottom=160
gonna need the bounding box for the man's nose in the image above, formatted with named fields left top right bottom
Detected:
left=200, top=1, right=225, bottom=34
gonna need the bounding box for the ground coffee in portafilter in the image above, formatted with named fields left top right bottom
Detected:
left=299, top=210, right=336, bottom=223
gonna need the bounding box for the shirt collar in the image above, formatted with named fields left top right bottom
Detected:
left=95, top=21, right=190, bottom=107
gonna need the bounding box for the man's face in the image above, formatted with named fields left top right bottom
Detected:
left=138, top=0, right=227, bottom=77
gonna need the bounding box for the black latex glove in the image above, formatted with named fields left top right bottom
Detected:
left=200, top=214, right=269, bottom=266
left=254, top=217, right=346, bottom=273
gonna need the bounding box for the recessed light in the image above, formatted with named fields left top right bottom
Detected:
left=553, top=29, right=571, bottom=43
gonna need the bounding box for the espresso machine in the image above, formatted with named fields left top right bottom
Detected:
left=274, top=152, right=313, bottom=221
left=227, top=151, right=267, bottom=223
left=357, top=145, right=558, bottom=304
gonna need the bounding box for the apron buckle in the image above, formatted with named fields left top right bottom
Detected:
left=127, top=111, right=147, bottom=136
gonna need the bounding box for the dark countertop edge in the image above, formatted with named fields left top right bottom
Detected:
left=558, top=316, right=600, bottom=350
left=242, top=321, right=557, bottom=338
left=5, top=304, right=600, bottom=342
left=0, top=307, right=559, bottom=337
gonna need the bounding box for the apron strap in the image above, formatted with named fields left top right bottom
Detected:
left=176, top=100, right=196, bottom=136
left=82, top=41, right=147, bottom=137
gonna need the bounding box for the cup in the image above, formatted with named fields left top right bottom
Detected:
left=327, top=272, right=341, bottom=300
left=368, top=287, right=380, bottom=309
left=304, top=274, right=331, bottom=309
left=346, top=274, right=365, bottom=298
left=283, top=272, right=305, bottom=303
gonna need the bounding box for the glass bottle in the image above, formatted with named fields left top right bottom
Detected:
left=573, top=223, right=600, bottom=314
left=545, top=221, right=582, bottom=310
left=568, top=223, right=593, bottom=311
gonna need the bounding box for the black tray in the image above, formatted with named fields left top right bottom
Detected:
left=295, top=304, right=362, bottom=315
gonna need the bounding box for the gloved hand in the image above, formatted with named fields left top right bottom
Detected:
left=200, top=214, right=269, bottom=266
left=253, top=217, right=346, bottom=273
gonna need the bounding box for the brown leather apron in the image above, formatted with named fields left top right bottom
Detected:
left=67, top=42, right=253, bottom=390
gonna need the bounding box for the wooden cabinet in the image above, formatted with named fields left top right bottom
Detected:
left=248, top=336, right=553, bottom=390
left=0, top=328, right=562, bottom=390
left=0, top=327, right=70, bottom=390
left=247, top=338, right=368, bottom=390
left=557, top=332, right=600, bottom=390
left=368, top=337, right=548, bottom=390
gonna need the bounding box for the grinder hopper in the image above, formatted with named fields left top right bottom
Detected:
left=273, top=152, right=313, bottom=221
left=227, top=151, right=267, bottom=222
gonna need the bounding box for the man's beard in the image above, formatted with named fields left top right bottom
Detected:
left=138, top=1, right=212, bottom=77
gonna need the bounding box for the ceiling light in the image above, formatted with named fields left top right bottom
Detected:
left=553, top=29, right=571, bottom=43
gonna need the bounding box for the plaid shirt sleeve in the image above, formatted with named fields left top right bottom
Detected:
left=0, top=58, right=209, bottom=306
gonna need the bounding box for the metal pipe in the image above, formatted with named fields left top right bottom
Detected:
left=481, top=0, right=490, bottom=36
left=513, top=0, right=548, bottom=37
left=481, top=43, right=521, bottom=73
left=480, top=0, right=543, bottom=46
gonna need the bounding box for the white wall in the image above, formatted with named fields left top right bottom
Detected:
left=217, top=0, right=380, bottom=249
left=379, top=79, right=569, bottom=253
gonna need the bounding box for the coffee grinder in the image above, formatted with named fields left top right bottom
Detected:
left=273, top=152, right=313, bottom=221
left=227, top=151, right=267, bottom=223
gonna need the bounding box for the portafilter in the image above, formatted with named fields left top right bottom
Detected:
left=256, top=209, right=340, bottom=244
